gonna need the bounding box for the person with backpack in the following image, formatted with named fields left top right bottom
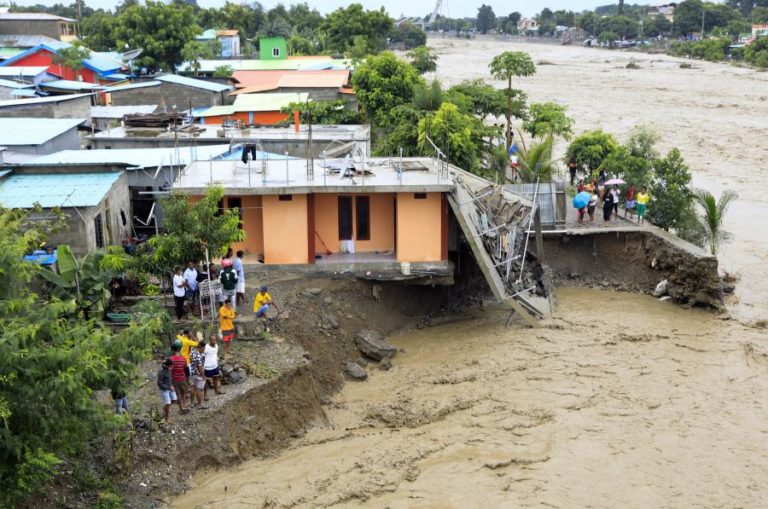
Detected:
left=219, top=258, right=238, bottom=311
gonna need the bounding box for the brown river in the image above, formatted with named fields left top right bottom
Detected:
left=172, top=39, right=768, bottom=507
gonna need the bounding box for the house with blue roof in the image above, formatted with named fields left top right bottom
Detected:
left=0, top=168, right=130, bottom=254
left=0, top=42, right=128, bottom=84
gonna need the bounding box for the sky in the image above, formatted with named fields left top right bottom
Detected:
left=8, top=0, right=645, bottom=18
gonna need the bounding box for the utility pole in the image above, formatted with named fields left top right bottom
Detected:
left=701, top=7, right=705, bottom=38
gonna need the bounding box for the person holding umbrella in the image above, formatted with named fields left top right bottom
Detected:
left=572, top=190, right=591, bottom=224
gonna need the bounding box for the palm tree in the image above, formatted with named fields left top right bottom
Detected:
left=692, top=189, right=738, bottom=255
left=515, top=134, right=556, bottom=183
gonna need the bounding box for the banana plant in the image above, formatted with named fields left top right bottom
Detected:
left=38, top=245, right=129, bottom=318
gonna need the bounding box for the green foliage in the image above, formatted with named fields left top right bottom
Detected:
left=52, top=41, right=90, bottom=78
left=746, top=37, right=768, bottom=68
left=627, top=125, right=660, bottom=160
left=418, top=102, right=480, bottom=172
left=350, top=51, right=423, bottom=125
left=181, top=40, right=220, bottom=77
left=372, top=105, right=421, bottom=157
left=38, top=245, right=130, bottom=317
left=281, top=99, right=361, bottom=125
left=0, top=207, right=167, bottom=507
left=754, top=6, right=768, bottom=23
left=691, top=189, right=738, bottom=255
left=673, top=0, right=706, bottom=35
left=80, top=12, right=116, bottom=51
left=516, top=134, right=557, bottom=183
left=647, top=148, right=693, bottom=231
left=670, top=37, right=731, bottom=62
left=149, top=186, right=244, bottom=274
left=321, top=4, right=393, bottom=55
left=600, top=146, right=653, bottom=187
left=447, top=79, right=523, bottom=120
left=212, top=65, right=233, bottom=78
left=566, top=130, right=619, bottom=175
left=598, top=30, right=618, bottom=46
left=489, top=51, right=535, bottom=148
left=389, top=22, right=427, bottom=49
left=412, top=80, right=444, bottom=112
left=477, top=4, right=496, bottom=34
left=113, top=0, right=200, bottom=71
left=523, top=102, right=573, bottom=139
left=407, top=46, right=438, bottom=75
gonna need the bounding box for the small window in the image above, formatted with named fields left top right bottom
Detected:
left=94, top=213, right=105, bottom=249
left=355, top=196, right=370, bottom=241
left=272, top=47, right=280, bottom=57
left=120, top=210, right=127, bottom=226
left=414, top=192, right=427, bottom=200
left=278, top=194, right=292, bottom=201
left=228, top=197, right=243, bottom=230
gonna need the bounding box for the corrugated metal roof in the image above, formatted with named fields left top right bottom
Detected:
left=0, top=172, right=120, bottom=208
left=216, top=30, right=239, bottom=37
left=91, top=105, right=157, bottom=119
left=231, top=70, right=349, bottom=89
left=233, top=92, right=308, bottom=111
left=178, top=57, right=351, bottom=74
left=25, top=144, right=234, bottom=169
left=0, top=47, right=24, bottom=59
left=0, top=118, right=85, bottom=146
left=105, top=81, right=161, bottom=92
left=0, top=66, right=49, bottom=77
left=0, top=34, right=58, bottom=47
left=0, top=78, right=33, bottom=89
left=41, top=79, right=101, bottom=91
left=155, top=74, right=232, bottom=92
left=0, top=13, right=76, bottom=22
left=0, top=92, right=91, bottom=108
left=0, top=170, right=11, bottom=179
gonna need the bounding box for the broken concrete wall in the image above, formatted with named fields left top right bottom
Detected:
left=544, top=229, right=723, bottom=310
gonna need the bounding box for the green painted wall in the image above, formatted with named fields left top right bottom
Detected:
left=259, top=37, right=288, bottom=60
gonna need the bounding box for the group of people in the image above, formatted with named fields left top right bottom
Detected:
left=156, top=330, right=225, bottom=424
left=576, top=175, right=650, bottom=225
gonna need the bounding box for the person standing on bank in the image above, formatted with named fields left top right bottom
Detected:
left=172, top=266, right=186, bottom=321
left=602, top=187, right=615, bottom=222
left=636, top=186, right=650, bottom=225
left=610, top=185, right=620, bottom=220
left=219, top=297, right=236, bottom=360
left=233, top=250, right=246, bottom=308
left=588, top=188, right=598, bottom=222
left=568, top=156, right=578, bottom=186
left=624, top=184, right=637, bottom=218
left=219, top=258, right=238, bottom=311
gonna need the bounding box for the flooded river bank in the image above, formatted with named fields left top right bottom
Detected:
left=173, top=289, right=768, bottom=508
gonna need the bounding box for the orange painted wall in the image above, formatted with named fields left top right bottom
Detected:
left=313, top=193, right=395, bottom=254
left=261, top=194, right=309, bottom=264
left=396, top=192, right=445, bottom=262
left=200, top=111, right=289, bottom=125
left=229, top=195, right=263, bottom=256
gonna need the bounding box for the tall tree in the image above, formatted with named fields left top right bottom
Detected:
left=321, top=4, right=393, bottom=55
left=350, top=51, right=423, bottom=125
left=418, top=102, right=480, bottom=171
left=113, top=0, right=200, bottom=72
left=523, top=102, right=573, bottom=139
left=648, top=148, right=693, bottom=231
left=488, top=51, right=536, bottom=149
left=619, top=0, right=625, bottom=16
left=407, top=46, right=438, bottom=74
left=477, top=4, right=496, bottom=34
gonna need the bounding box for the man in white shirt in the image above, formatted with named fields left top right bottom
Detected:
left=183, top=261, right=199, bottom=308
left=172, top=266, right=186, bottom=320
left=203, top=334, right=225, bottom=398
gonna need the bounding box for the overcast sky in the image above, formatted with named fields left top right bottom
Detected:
left=8, top=0, right=653, bottom=18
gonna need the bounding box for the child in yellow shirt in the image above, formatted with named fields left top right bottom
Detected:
left=219, top=298, right=236, bottom=358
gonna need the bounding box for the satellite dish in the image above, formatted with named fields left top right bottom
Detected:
left=122, top=48, right=143, bottom=62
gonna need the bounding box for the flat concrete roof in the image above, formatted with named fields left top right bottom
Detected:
left=89, top=124, right=370, bottom=143
left=174, top=156, right=455, bottom=195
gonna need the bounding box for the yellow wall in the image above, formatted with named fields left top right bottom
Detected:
left=262, top=194, right=309, bottom=264
left=313, top=193, right=395, bottom=254
left=230, top=195, right=263, bottom=256
left=396, top=192, right=445, bottom=262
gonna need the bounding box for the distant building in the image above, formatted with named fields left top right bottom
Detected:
left=106, top=74, right=232, bottom=109
left=0, top=117, right=84, bottom=157
left=0, top=42, right=127, bottom=84
left=229, top=69, right=354, bottom=103
left=194, top=92, right=308, bottom=125
left=0, top=13, right=77, bottom=42
left=0, top=169, right=129, bottom=254
left=517, top=18, right=539, bottom=32
left=752, top=24, right=768, bottom=39
left=195, top=28, right=241, bottom=58
left=259, top=37, right=288, bottom=61
left=0, top=93, right=92, bottom=120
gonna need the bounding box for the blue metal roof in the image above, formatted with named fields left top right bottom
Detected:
left=0, top=172, right=121, bottom=208
left=0, top=43, right=125, bottom=75
left=41, top=79, right=101, bottom=91
left=155, top=74, right=232, bottom=93
left=0, top=118, right=85, bottom=145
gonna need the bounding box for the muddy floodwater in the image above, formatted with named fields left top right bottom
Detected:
left=173, top=289, right=768, bottom=508
left=172, top=40, right=768, bottom=508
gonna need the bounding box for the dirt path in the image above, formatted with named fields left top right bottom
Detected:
left=172, top=289, right=768, bottom=508
left=428, top=37, right=768, bottom=323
